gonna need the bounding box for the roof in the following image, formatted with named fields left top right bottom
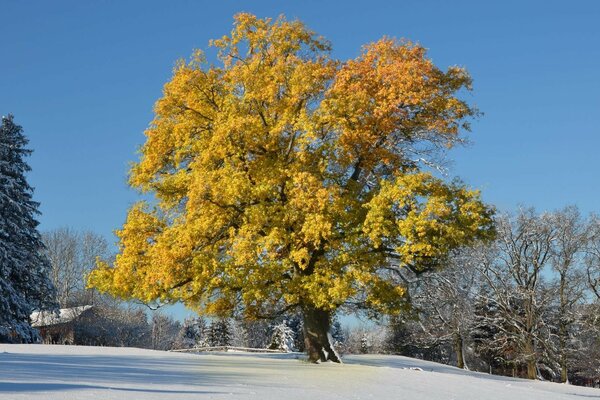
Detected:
left=30, top=305, right=93, bottom=327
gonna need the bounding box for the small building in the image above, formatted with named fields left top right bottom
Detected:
left=30, top=305, right=93, bottom=345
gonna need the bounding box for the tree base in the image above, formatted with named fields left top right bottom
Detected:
left=301, top=305, right=342, bottom=363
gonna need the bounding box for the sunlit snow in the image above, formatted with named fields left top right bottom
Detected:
left=0, top=344, right=597, bottom=399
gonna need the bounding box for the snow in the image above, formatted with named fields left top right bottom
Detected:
left=1, top=344, right=599, bottom=399
left=30, top=305, right=92, bottom=327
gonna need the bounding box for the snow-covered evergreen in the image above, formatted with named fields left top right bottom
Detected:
left=0, top=115, right=57, bottom=342
left=208, top=318, right=232, bottom=347
left=330, top=319, right=346, bottom=348
left=287, top=315, right=305, bottom=352
left=268, top=320, right=295, bottom=352
left=360, top=334, right=371, bottom=354
left=175, top=317, right=208, bottom=348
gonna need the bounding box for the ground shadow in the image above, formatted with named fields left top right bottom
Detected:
left=0, top=381, right=221, bottom=394
left=0, top=350, right=251, bottom=394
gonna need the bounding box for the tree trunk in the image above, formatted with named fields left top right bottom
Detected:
left=524, top=338, right=537, bottom=380
left=561, top=363, right=568, bottom=384
left=301, top=304, right=341, bottom=363
left=559, top=325, right=568, bottom=382
left=526, top=360, right=537, bottom=380
left=453, top=333, right=465, bottom=369
left=559, top=272, right=569, bottom=383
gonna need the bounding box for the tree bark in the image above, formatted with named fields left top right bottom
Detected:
left=453, top=333, right=465, bottom=369
left=559, top=317, right=569, bottom=383
left=560, top=363, right=568, bottom=384
left=526, top=360, right=537, bottom=380
left=558, top=272, right=569, bottom=383
left=301, top=304, right=341, bottom=363
left=524, top=338, right=537, bottom=380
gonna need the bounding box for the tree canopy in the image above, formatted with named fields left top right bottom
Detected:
left=89, top=13, right=494, bottom=362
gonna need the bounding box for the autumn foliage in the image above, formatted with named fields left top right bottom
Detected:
left=89, top=13, right=494, bottom=362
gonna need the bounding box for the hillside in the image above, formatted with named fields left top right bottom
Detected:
left=0, top=344, right=597, bottom=399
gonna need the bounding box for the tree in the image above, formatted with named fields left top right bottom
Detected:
left=89, top=13, right=494, bottom=362
left=476, top=211, right=555, bottom=379
left=74, top=298, right=150, bottom=348
left=471, top=295, right=510, bottom=375
left=585, top=215, right=600, bottom=300
left=175, top=316, right=208, bottom=349
left=239, top=319, right=271, bottom=349
left=268, top=320, right=295, bottom=352
left=412, top=247, right=482, bottom=369
left=208, top=318, right=232, bottom=347
left=0, top=115, right=57, bottom=342
left=345, top=325, right=386, bottom=354
left=43, top=228, right=110, bottom=307
left=384, top=315, right=415, bottom=355
left=287, top=314, right=305, bottom=352
left=548, top=206, right=590, bottom=383
left=330, top=319, right=346, bottom=350
left=150, top=311, right=181, bottom=350
left=360, top=334, right=370, bottom=354
left=569, top=302, right=600, bottom=385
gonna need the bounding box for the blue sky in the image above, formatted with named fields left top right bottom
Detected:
left=2, top=1, right=599, bottom=319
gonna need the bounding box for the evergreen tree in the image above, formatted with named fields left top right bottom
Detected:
left=330, top=319, right=346, bottom=346
left=385, top=316, right=413, bottom=355
left=208, top=318, right=232, bottom=347
left=0, top=115, right=57, bottom=342
left=240, top=319, right=271, bottom=349
left=176, top=316, right=208, bottom=348
left=268, top=320, right=295, bottom=352
left=287, top=314, right=305, bottom=352
left=360, top=334, right=370, bottom=354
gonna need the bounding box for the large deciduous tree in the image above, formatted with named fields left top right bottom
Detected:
left=0, top=115, right=57, bottom=342
left=89, top=14, right=494, bottom=362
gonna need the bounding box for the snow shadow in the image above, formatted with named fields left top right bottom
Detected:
left=0, top=382, right=218, bottom=395
left=0, top=351, right=249, bottom=394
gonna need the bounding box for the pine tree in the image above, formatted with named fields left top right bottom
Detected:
left=360, top=334, right=370, bottom=354
left=287, top=315, right=305, bottom=352
left=330, top=319, right=346, bottom=347
left=268, top=320, right=295, bottom=352
left=0, top=115, right=57, bottom=342
left=175, top=316, right=209, bottom=349
left=208, top=318, right=232, bottom=347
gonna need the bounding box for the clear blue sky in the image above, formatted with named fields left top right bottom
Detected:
left=2, top=1, right=599, bottom=318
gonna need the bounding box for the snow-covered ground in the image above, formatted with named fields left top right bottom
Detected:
left=1, top=344, right=598, bottom=400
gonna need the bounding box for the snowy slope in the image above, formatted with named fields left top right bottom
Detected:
left=0, top=344, right=598, bottom=399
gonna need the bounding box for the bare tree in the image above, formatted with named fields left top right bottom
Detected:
left=43, top=228, right=81, bottom=307
left=476, top=210, right=556, bottom=380
left=411, top=247, right=483, bottom=369
left=586, top=215, right=600, bottom=300
left=150, top=311, right=180, bottom=350
left=548, top=206, right=590, bottom=383
left=75, top=297, right=151, bottom=348
left=42, top=228, right=110, bottom=307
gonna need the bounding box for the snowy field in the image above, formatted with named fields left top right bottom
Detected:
left=1, top=344, right=599, bottom=400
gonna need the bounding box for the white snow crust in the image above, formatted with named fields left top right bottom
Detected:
left=0, top=344, right=598, bottom=399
